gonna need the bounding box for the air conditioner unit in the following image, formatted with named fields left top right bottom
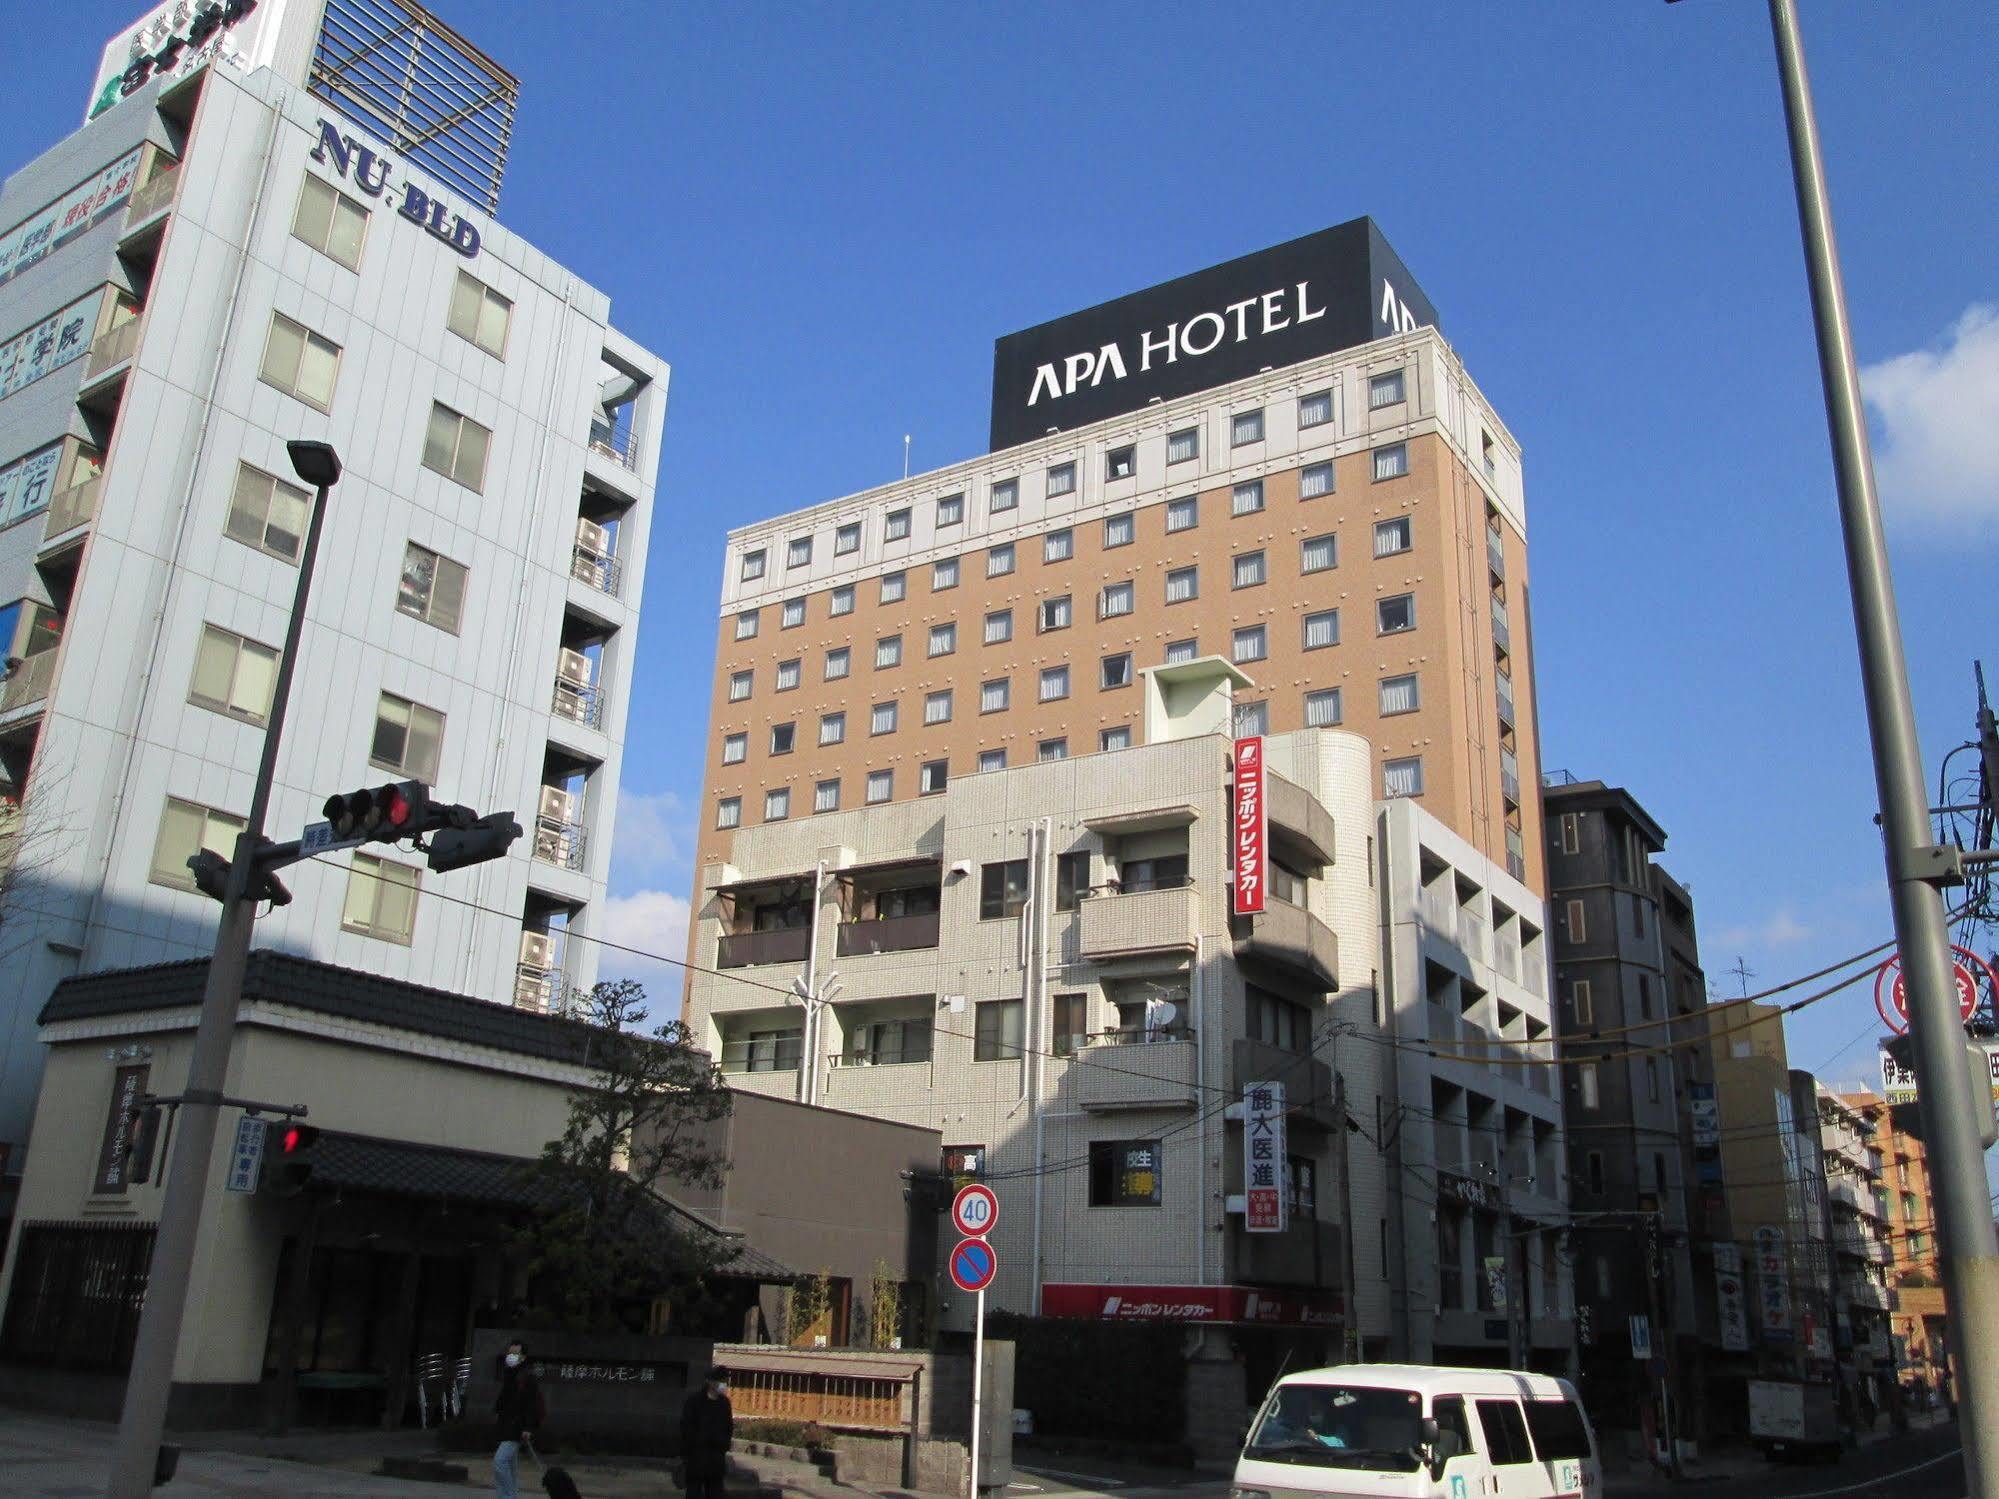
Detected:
left=557, top=648, right=593, bottom=687
left=575, top=517, right=612, bottom=557
left=539, top=785, right=577, bottom=824
left=533, top=825, right=565, bottom=863
left=551, top=687, right=588, bottom=725
left=518, top=931, right=555, bottom=972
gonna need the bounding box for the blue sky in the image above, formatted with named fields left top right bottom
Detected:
left=15, top=3, right=1997, bottom=1091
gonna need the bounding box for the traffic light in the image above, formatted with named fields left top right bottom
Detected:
left=426, top=812, right=523, bottom=873
left=186, top=839, right=293, bottom=906
left=265, top=1122, right=322, bottom=1196
left=123, top=1104, right=163, bottom=1185
left=323, top=781, right=429, bottom=845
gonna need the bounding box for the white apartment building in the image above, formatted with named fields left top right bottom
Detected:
left=0, top=0, right=666, bottom=1201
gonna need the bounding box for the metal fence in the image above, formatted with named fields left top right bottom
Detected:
left=0, top=1221, right=155, bottom=1370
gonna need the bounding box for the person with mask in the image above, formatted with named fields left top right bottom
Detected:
left=680, top=1366, right=735, bottom=1499
left=493, top=1340, right=543, bottom=1499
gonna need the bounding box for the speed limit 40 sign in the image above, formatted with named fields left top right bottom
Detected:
left=951, top=1182, right=998, bottom=1238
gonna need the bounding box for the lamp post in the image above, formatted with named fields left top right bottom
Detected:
left=106, top=441, right=340, bottom=1499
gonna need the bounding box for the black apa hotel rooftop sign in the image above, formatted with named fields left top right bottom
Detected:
left=989, top=217, right=1437, bottom=452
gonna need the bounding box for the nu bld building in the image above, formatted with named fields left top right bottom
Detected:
left=685, top=221, right=1569, bottom=1445
left=0, top=0, right=666, bottom=1229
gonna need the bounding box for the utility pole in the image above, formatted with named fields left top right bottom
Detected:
left=1764, top=5, right=1999, bottom=1493
left=1333, top=1070, right=1358, bottom=1363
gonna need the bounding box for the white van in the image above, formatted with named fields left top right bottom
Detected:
left=1233, top=1365, right=1601, bottom=1499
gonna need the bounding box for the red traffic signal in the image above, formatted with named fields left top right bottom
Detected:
left=323, top=782, right=429, bottom=844
left=279, top=1123, right=321, bottom=1155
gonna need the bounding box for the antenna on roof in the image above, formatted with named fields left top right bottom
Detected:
left=903, top=434, right=911, bottom=480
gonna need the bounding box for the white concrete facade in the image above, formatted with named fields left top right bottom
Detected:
left=0, top=57, right=666, bottom=1173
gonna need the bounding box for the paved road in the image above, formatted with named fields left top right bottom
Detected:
left=1602, top=1421, right=1963, bottom=1499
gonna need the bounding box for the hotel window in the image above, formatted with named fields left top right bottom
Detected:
left=1578, top=1062, right=1600, bottom=1111
left=446, top=269, right=512, bottom=358
left=1300, top=534, right=1337, bottom=573
left=1571, top=980, right=1593, bottom=1024
left=260, top=312, right=341, bottom=411
left=1374, top=516, right=1412, bottom=556
left=1101, top=652, right=1132, bottom=689
left=343, top=852, right=420, bottom=944
left=1378, top=593, right=1416, bottom=634
left=721, top=732, right=747, bottom=764
left=933, top=557, right=959, bottom=590
left=226, top=463, right=311, bottom=563
left=1104, top=512, right=1134, bottom=548
left=764, top=788, right=790, bottom=821
left=422, top=402, right=490, bottom=491
left=1038, top=738, right=1068, bottom=762
left=740, top=549, right=766, bottom=581
left=1372, top=442, right=1409, bottom=481
left=829, top=585, right=854, bottom=616
left=1559, top=813, right=1579, bottom=854
left=978, top=749, right=1007, bottom=772
left=866, top=770, right=893, bottom=803
left=1231, top=480, right=1265, bottom=517
left=1231, top=408, right=1264, bottom=445
left=292, top=173, right=370, bottom=270
left=824, top=647, right=850, bottom=680
left=1369, top=369, right=1406, bottom=408
left=1164, top=638, right=1197, bottom=664
left=875, top=635, right=902, bottom=669
left=1303, top=609, right=1339, bottom=650
left=1167, top=427, right=1199, bottom=464
left=980, top=678, right=1010, bottom=713
left=1379, top=673, right=1419, bottom=715
left=781, top=597, right=805, bottom=628
left=1233, top=551, right=1266, bottom=589
left=1100, top=581, right=1133, bottom=618
left=885, top=508, right=911, bottom=541
left=1300, top=461, right=1334, bottom=499
left=1100, top=726, right=1131, bottom=752
left=1106, top=445, right=1136, bottom=480
left=1234, top=699, right=1268, bottom=736
left=189, top=624, right=279, bottom=725
left=814, top=780, right=841, bottom=814
left=716, top=796, right=741, bottom=829
left=835, top=521, right=861, bottom=554
left=1089, top=1140, right=1162, bottom=1206
left=919, top=758, right=948, bottom=794
left=984, top=609, right=1013, bottom=645
left=871, top=701, right=898, bottom=735
left=775, top=658, right=801, bottom=690
left=1646, top=1057, right=1661, bottom=1103
left=1040, top=665, right=1070, bottom=701
left=1047, top=461, right=1077, bottom=497
left=1233, top=626, right=1267, bottom=664
left=1565, top=900, right=1586, bottom=942
left=1304, top=688, right=1342, bottom=727
left=975, top=998, right=1024, bottom=1058
left=728, top=669, right=753, bottom=701
left=937, top=492, right=964, bottom=526
left=925, top=690, right=953, bottom=725
left=987, top=543, right=1016, bottom=577
left=881, top=571, right=907, bottom=603
left=990, top=478, right=1018, bottom=513
left=1384, top=755, right=1424, bottom=798
left=1040, top=595, right=1072, bottom=632
left=1165, top=566, right=1198, bottom=604
left=1298, top=389, right=1332, bottom=428
left=819, top=712, right=845, bottom=745
left=1044, top=528, right=1074, bottom=562
left=980, top=860, right=1030, bottom=919
left=928, top=622, right=956, bottom=657
left=371, top=693, right=443, bottom=781
left=769, top=722, right=795, bottom=755
left=150, top=797, right=246, bottom=892
left=786, top=535, right=812, bottom=568
left=734, top=609, right=759, bottom=640
left=1166, top=496, right=1198, bottom=532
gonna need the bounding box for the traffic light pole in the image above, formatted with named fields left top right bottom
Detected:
left=105, top=446, right=337, bottom=1499
left=1765, top=6, right=1999, bottom=1495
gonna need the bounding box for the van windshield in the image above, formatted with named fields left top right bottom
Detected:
left=1245, top=1384, right=1423, bottom=1472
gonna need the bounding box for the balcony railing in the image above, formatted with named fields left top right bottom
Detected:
left=571, top=543, right=624, bottom=598
left=1491, top=600, right=1510, bottom=653
left=589, top=419, right=639, bottom=473
left=1079, top=883, right=1198, bottom=960
left=717, top=926, right=810, bottom=969
left=87, top=315, right=142, bottom=378
left=125, top=164, right=180, bottom=225
left=532, top=815, right=587, bottom=872
left=0, top=650, right=57, bottom=714
left=514, top=963, right=566, bottom=1012
left=835, top=910, right=940, bottom=956
left=1487, top=529, right=1505, bottom=578
left=719, top=1037, right=803, bottom=1074
left=1495, top=675, right=1516, bottom=729
left=1074, top=1035, right=1198, bottom=1112
left=552, top=677, right=605, bottom=730
left=43, top=475, right=100, bottom=540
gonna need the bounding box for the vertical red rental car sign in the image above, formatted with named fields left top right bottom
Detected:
left=1234, top=736, right=1267, bottom=915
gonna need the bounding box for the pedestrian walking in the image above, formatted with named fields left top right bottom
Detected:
left=680, top=1366, right=735, bottom=1499
left=493, top=1340, right=545, bottom=1499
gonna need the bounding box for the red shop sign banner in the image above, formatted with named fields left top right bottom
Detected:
left=1233, top=736, right=1267, bottom=916
left=1041, top=1283, right=1343, bottom=1327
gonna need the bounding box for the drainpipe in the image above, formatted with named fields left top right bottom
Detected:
left=1016, top=825, right=1040, bottom=1105
left=1029, top=817, right=1058, bottom=1313
left=1193, top=933, right=1208, bottom=1287
left=797, top=859, right=825, bottom=1106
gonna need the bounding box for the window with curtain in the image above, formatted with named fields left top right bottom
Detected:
left=447, top=270, right=511, bottom=357
left=1038, top=738, right=1068, bottom=762
left=825, top=647, right=850, bottom=679
left=919, top=759, right=948, bottom=794
left=189, top=623, right=279, bottom=724
left=1044, top=529, right=1074, bottom=562
left=1304, top=689, right=1341, bottom=727
left=987, top=543, right=1015, bottom=576
left=1101, top=653, right=1132, bottom=689
left=1167, top=427, right=1199, bottom=463
left=977, top=749, right=1006, bottom=772
left=1104, top=513, right=1134, bottom=547
left=984, top=609, right=1012, bottom=644
left=1165, top=638, right=1197, bottom=664
left=885, top=508, right=911, bottom=540
left=1233, top=551, right=1266, bottom=589
left=866, top=770, right=893, bottom=803
left=924, top=691, right=952, bottom=725
left=1369, top=369, right=1406, bottom=408
left=1379, top=673, right=1419, bottom=714
left=1298, top=389, right=1332, bottom=428
left=1233, top=699, right=1268, bottom=736
left=1040, top=596, right=1072, bottom=631
left=829, top=586, right=854, bottom=616
left=1372, top=443, right=1409, bottom=481
left=1579, top=1062, right=1600, bottom=1110
left=928, top=622, right=956, bottom=656
left=835, top=521, right=860, bottom=554
left=716, top=797, right=741, bottom=829
left=933, top=558, right=959, bottom=590
left=721, top=733, right=746, bottom=764
left=990, top=479, right=1018, bottom=513
left=936, top=493, right=963, bottom=525
left=781, top=597, right=805, bottom=628
left=734, top=610, right=759, bottom=639
left=1040, top=666, right=1070, bottom=701
left=1100, top=581, right=1133, bottom=617
left=1374, top=516, right=1412, bottom=555
left=1231, top=409, right=1264, bottom=445
left=1233, top=626, right=1267, bottom=663
left=1383, top=755, right=1424, bottom=798
left=787, top=535, right=813, bottom=568
left=1301, top=533, right=1336, bottom=572
left=728, top=670, right=753, bottom=701
left=875, top=635, right=902, bottom=668
left=871, top=701, right=898, bottom=735
left=1166, top=496, right=1197, bottom=532
left=975, top=999, right=1024, bottom=1059
left=741, top=549, right=765, bottom=580
left=1303, top=609, right=1338, bottom=650
left=775, top=658, right=800, bottom=690
left=814, top=780, right=840, bottom=814
left=819, top=713, right=845, bottom=745
left=1300, top=462, right=1334, bottom=499
left=1047, top=461, right=1077, bottom=497
left=880, top=571, right=907, bottom=603
left=1378, top=593, right=1416, bottom=633
left=1165, top=567, right=1197, bottom=604
left=1100, top=726, right=1131, bottom=751
left=764, top=788, right=789, bottom=821
left=980, top=679, right=1009, bottom=713
left=1231, top=481, right=1264, bottom=516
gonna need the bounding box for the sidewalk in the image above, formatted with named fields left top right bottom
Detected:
left=1600, top=1409, right=1953, bottom=1494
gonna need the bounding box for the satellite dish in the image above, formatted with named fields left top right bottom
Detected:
left=1149, top=1000, right=1179, bottom=1030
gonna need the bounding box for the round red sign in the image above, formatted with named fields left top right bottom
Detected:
left=951, top=1182, right=999, bottom=1238
left=1873, top=945, right=1991, bottom=1035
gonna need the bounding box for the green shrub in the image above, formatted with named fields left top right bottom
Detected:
left=736, top=1419, right=832, bottom=1450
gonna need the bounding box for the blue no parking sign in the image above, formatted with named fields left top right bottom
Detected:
left=950, top=1235, right=998, bottom=1294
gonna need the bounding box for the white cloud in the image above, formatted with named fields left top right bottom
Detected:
left=594, top=888, right=691, bottom=1016
left=609, top=788, right=693, bottom=886
left=1714, top=908, right=1813, bottom=951
left=1860, top=302, right=1999, bottom=527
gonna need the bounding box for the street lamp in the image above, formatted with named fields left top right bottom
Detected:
left=105, top=442, right=340, bottom=1499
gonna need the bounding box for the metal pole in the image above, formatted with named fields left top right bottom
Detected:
left=106, top=465, right=335, bottom=1499
left=968, top=1286, right=985, bottom=1499
left=1765, top=5, right=1999, bottom=1493
left=1333, top=1071, right=1358, bottom=1362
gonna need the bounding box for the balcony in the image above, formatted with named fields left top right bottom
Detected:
left=1494, top=930, right=1520, bottom=983
left=719, top=1036, right=803, bottom=1075
left=1234, top=899, right=1339, bottom=993
left=1232, top=1037, right=1340, bottom=1130
left=1458, top=910, right=1489, bottom=965
left=835, top=911, right=940, bottom=957
left=1495, top=674, right=1516, bottom=729
left=552, top=677, right=605, bottom=730
left=514, top=963, right=567, bottom=1013
left=717, top=926, right=810, bottom=969
left=589, top=418, right=640, bottom=473
left=87, top=314, right=143, bottom=379
left=1079, top=884, right=1198, bottom=960
left=124, top=162, right=180, bottom=227
left=1500, top=749, right=1520, bottom=806
left=821, top=1057, right=934, bottom=1110
left=571, top=543, right=624, bottom=598
left=1267, top=772, right=1337, bottom=865
left=532, top=815, right=587, bottom=872
left=42, top=475, right=100, bottom=542
left=0, top=651, right=57, bottom=716
left=1073, top=1035, right=1199, bottom=1112
left=1491, top=599, right=1510, bottom=653
left=1487, top=529, right=1505, bottom=578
